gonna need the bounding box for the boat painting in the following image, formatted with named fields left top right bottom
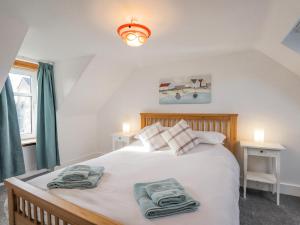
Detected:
left=159, top=75, right=211, bottom=104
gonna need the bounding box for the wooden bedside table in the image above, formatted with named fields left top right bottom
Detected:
left=112, top=131, right=136, bottom=151
left=240, top=141, right=286, bottom=205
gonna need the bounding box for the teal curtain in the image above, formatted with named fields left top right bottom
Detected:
left=0, top=77, right=25, bottom=182
left=36, top=62, right=60, bottom=169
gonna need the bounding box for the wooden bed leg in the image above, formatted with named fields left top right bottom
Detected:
left=7, top=188, right=16, bottom=225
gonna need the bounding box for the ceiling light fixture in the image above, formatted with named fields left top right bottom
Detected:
left=117, top=18, right=151, bottom=47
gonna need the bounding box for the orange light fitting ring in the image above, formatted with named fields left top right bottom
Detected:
left=117, top=23, right=151, bottom=37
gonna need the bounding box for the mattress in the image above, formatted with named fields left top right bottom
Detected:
left=28, top=141, right=240, bottom=225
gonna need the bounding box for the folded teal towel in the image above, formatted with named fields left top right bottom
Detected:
left=62, top=170, right=89, bottom=181
left=145, top=178, right=186, bottom=207
left=47, top=166, right=104, bottom=189
left=61, top=165, right=100, bottom=182
left=134, top=178, right=200, bottom=219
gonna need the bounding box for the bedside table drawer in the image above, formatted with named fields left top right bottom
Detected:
left=248, top=148, right=279, bottom=157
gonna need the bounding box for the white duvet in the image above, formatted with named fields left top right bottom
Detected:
left=28, top=142, right=240, bottom=225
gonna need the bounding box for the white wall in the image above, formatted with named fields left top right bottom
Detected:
left=97, top=50, right=300, bottom=194
left=54, top=55, right=94, bottom=109
left=19, top=54, right=136, bottom=171
left=56, top=113, right=101, bottom=166
left=20, top=145, right=49, bottom=179
left=22, top=145, right=37, bottom=172
left=52, top=55, right=135, bottom=166
left=21, top=114, right=101, bottom=171
left=53, top=56, right=100, bottom=166
left=55, top=55, right=135, bottom=116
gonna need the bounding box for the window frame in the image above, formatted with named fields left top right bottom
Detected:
left=10, top=60, right=38, bottom=141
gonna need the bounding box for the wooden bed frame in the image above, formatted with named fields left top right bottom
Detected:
left=5, top=113, right=238, bottom=225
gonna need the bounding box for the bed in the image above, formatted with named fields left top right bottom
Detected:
left=5, top=113, right=239, bottom=225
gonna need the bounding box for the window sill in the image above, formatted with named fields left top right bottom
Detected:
left=22, top=138, right=36, bottom=147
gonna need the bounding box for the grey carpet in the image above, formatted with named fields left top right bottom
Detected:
left=0, top=186, right=7, bottom=225
left=240, top=188, right=300, bottom=225
left=0, top=186, right=300, bottom=225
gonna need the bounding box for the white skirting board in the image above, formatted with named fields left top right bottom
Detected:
left=241, top=178, right=300, bottom=197
left=281, top=182, right=300, bottom=197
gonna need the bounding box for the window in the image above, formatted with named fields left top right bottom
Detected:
left=9, top=63, right=38, bottom=140
left=282, top=18, right=300, bottom=54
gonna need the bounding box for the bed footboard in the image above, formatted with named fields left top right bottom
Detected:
left=5, top=178, right=122, bottom=225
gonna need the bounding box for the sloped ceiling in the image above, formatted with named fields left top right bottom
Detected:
left=0, top=14, right=27, bottom=90
left=0, top=0, right=270, bottom=62
left=256, top=0, right=300, bottom=76
left=56, top=55, right=135, bottom=115
left=0, top=0, right=300, bottom=114
left=55, top=55, right=94, bottom=109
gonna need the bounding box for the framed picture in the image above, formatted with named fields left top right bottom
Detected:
left=159, top=75, right=211, bottom=104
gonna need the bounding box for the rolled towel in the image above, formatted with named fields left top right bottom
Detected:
left=144, top=178, right=186, bottom=207
left=134, top=179, right=200, bottom=219
left=62, top=171, right=90, bottom=181
left=61, top=165, right=101, bottom=181
left=47, top=166, right=104, bottom=189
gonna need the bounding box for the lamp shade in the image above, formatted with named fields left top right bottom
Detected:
left=117, top=23, right=151, bottom=47
left=122, top=123, right=130, bottom=133
left=254, top=129, right=265, bottom=143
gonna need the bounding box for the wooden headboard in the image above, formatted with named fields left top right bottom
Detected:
left=140, top=113, right=238, bottom=154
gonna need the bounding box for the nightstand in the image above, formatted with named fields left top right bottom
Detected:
left=112, top=131, right=136, bottom=151
left=241, top=141, right=286, bottom=205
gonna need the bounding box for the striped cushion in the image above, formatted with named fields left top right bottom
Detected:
left=138, top=122, right=168, bottom=151
left=161, top=120, right=200, bottom=155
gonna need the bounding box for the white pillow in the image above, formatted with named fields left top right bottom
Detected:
left=161, top=120, right=200, bottom=155
left=138, top=122, right=168, bottom=151
left=194, top=131, right=226, bottom=144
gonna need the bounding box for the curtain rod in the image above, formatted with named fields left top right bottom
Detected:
left=16, top=55, right=54, bottom=65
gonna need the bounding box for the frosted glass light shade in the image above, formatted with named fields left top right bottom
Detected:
left=254, top=129, right=264, bottom=143
left=122, top=123, right=130, bottom=133
left=117, top=23, right=151, bottom=47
